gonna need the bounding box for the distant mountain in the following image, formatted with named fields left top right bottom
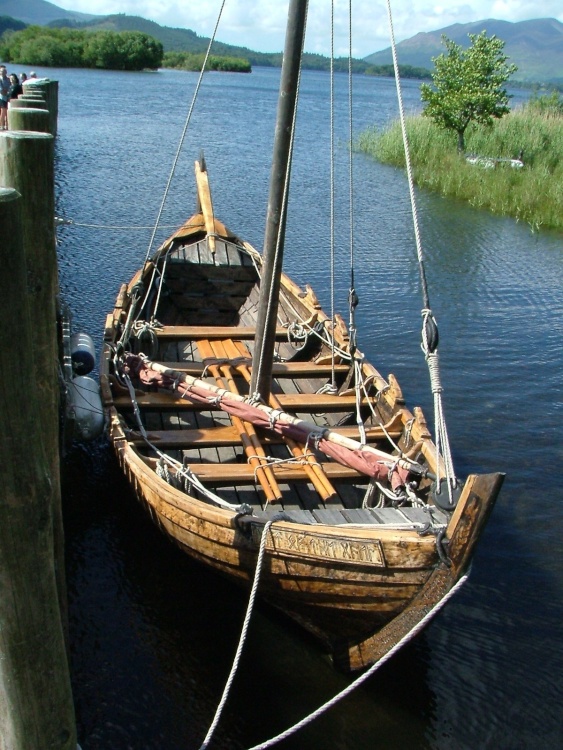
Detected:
left=0, top=0, right=96, bottom=24
left=3, top=1, right=562, bottom=84
left=365, top=18, right=563, bottom=84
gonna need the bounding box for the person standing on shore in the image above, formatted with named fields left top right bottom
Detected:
left=0, top=65, right=10, bottom=130
left=9, top=73, right=22, bottom=100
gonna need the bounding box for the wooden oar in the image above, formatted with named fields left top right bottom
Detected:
left=197, top=339, right=282, bottom=503
left=222, top=337, right=340, bottom=503
left=137, top=356, right=419, bottom=477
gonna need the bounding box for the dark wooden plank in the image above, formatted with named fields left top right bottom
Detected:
left=370, top=508, right=412, bottom=525
left=311, top=508, right=348, bottom=525
left=168, top=293, right=248, bottom=312
left=341, top=508, right=381, bottom=524
left=284, top=509, right=317, bottom=525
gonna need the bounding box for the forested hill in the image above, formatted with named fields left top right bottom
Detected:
left=365, top=18, right=563, bottom=84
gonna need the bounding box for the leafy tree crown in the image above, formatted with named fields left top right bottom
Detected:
left=420, top=31, right=517, bottom=150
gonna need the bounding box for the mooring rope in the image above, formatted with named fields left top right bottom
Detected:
left=199, top=516, right=283, bottom=750
left=244, top=572, right=470, bottom=750
left=55, top=217, right=179, bottom=230
left=384, top=0, right=457, bottom=502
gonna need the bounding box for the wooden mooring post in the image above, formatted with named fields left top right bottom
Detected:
left=24, top=80, right=58, bottom=136
left=0, top=132, right=77, bottom=746
left=6, top=79, right=58, bottom=136
left=7, top=107, right=50, bottom=133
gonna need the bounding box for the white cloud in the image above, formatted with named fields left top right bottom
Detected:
left=65, top=0, right=563, bottom=57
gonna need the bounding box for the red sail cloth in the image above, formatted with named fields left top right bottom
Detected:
left=123, top=355, right=409, bottom=489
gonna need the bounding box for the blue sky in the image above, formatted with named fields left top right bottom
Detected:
left=66, top=0, right=563, bottom=57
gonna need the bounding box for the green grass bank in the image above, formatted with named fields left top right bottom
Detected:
left=356, top=97, right=563, bottom=232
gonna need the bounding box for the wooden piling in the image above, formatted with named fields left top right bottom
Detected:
left=0, top=130, right=66, bottom=606
left=8, top=107, right=50, bottom=133
left=0, top=187, right=77, bottom=749
left=24, top=80, right=58, bottom=135
left=17, top=96, right=48, bottom=108
left=9, top=98, right=48, bottom=110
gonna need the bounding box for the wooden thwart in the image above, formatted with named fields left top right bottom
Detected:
left=130, top=420, right=402, bottom=448
left=154, top=325, right=299, bottom=340
left=174, top=461, right=365, bottom=484
left=114, top=391, right=367, bottom=411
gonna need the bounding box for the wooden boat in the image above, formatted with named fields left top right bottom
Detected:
left=100, top=4, right=503, bottom=673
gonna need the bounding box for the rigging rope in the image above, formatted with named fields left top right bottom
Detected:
left=347, top=0, right=356, bottom=353
left=384, top=0, right=457, bottom=503
left=142, top=0, right=227, bottom=268
left=328, top=1, right=337, bottom=391
left=120, top=370, right=239, bottom=510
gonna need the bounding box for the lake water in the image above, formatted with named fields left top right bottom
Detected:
left=37, top=62, right=563, bottom=749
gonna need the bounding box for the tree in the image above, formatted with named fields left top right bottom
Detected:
left=2, top=26, right=163, bottom=71
left=420, top=32, right=517, bottom=153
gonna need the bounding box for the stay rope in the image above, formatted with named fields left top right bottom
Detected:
left=329, top=1, right=336, bottom=390
left=113, top=2, right=227, bottom=351
left=385, top=0, right=457, bottom=501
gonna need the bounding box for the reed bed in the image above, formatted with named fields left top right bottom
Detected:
left=356, top=102, right=563, bottom=231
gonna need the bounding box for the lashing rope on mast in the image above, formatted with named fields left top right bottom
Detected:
left=385, top=0, right=457, bottom=506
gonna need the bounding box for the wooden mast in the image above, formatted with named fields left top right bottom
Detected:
left=250, top=0, right=307, bottom=400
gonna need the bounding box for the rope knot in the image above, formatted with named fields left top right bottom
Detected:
left=268, top=409, right=283, bottom=430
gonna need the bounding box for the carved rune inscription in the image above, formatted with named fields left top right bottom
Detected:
left=254, top=526, right=386, bottom=568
